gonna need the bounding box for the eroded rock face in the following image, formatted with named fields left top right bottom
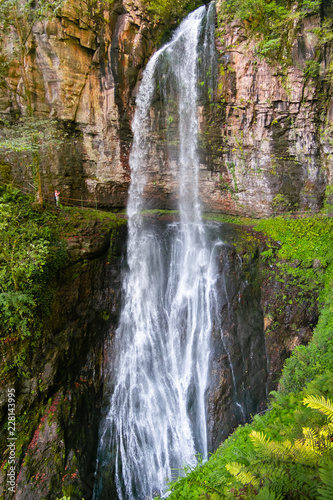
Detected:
left=0, top=216, right=320, bottom=498
left=1, top=1, right=332, bottom=216
left=197, top=10, right=332, bottom=216
left=0, top=221, right=126, bottom=500
left=140, top=10, right=333, bottom=216
left=0, top=0, right=171, bottom=208
left=206, top=224, right=267, bottom=451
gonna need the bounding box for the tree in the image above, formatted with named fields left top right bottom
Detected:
left=0, top=117, right=66, bottom=204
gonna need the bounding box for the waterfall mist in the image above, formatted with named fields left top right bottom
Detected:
left=93, top=5, right=219, bottom=499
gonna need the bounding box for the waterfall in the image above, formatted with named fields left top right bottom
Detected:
left=93, top=4, right=218, bottom=499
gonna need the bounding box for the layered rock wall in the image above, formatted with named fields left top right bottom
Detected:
left=0, top=0, right=169, bottom=207
left=1, top=0, right=332, bottom=215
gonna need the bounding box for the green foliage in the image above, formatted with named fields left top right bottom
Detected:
left=270, top=193, right=290, bottom=213
left=256, top=216, right=333, bottom=312
left=0, top=185, right=67, bottom=339
left=303, top=395, right=333, bottom=421
left=304, top=59, right=321, bottom=79
left=161, top=214, right=333, bottom=500
left=255, top=216, right=333, bottom=393
left=0, top=117, right=67, bottom=202
left=142, top=0, right=203, bottom=23
left=256, top=217, right=333, bottom=267
left=0, top=117, right=65, bottom=153
left=280, top=285, right=333, bottom=393
left=163, top=389, right=333, bottom=499
left=0, top=184, right=125, bottom=340
left=218, top=0, right=321, bottom=65
left=223, top=396, right=333, bottom=499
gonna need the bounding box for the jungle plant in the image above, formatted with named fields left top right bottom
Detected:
left=0, top=185, right=66, bottom=339
left=142, top=0, right=203, bottom=23
left=225, top=395, right=333, bottom=499
left=0, top=117, right=66, bottom=204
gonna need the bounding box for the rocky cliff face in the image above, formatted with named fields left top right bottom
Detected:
left=198, top=7, right=333, bottom=216
left=0, top=218, right=126, bottom=500
left=0, top=0, right=174, bottom=207
left=0, top=214, right=319, bottom=499
left=0, top=0, right=332, bottom=216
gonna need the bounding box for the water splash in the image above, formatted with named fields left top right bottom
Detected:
left=94, top=5, right=218, bottom=499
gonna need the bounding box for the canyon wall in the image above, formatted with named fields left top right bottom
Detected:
left=0, top=215, right=319, bottom=499
left=0, top=0, right=332, bottom=216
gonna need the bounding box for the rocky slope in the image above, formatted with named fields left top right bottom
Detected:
left=0, top=0, right=332, bottom=216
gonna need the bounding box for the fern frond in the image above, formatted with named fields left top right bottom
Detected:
left=319, top=423, right=333, bottom=441
left=292, top=439, right=320, bottom=465
left=317, top=464, right=333, bottom=500
left=225, top=461, right=259, bottom=486
left=187, top=477, right=225, bottom=497
left=250, top=431, right=291, bottom=460
left=302, top=426, right=319, bottom=445
left=257, top=485, right=283, bottom=500
left=303, top=395, right=333, bottom=422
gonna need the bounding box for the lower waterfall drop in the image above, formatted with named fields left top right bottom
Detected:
left=93, top=4, right=218, bottom=499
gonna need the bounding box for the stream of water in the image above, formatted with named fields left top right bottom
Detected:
left=93, top=5, right=219, bottom=499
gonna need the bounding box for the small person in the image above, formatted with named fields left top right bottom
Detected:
left=54, top=189, right=61, bottom=207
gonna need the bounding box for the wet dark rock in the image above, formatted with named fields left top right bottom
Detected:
left=0, top=218, right=320, bottom=498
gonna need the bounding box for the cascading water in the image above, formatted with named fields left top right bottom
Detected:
left=93, top=5, right=219, bottom=499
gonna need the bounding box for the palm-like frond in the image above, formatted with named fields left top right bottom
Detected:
left=317, top=464, right=333, bottom=500
left=225, top=461, right=259, bottom=486
left=319, top=422, right=333, bottom=446
left=257, top=486, right=283, bottom=500
left=303, top=395, right=333, bottom=422
left=250, top=431, right=292, bottom=460
left=292, top=438, right=321, bottom=465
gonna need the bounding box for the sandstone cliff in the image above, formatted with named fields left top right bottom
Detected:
left=0, top=0, right=332, bottom=216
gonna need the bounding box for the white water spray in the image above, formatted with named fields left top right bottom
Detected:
left=94, top=5, right=218, bottom=499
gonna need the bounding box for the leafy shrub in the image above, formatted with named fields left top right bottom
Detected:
left=0, top=185, right=66, bottom=338
left=143, top=0, right=203, bottom=23
left=281, top=283, right=333, bottom=393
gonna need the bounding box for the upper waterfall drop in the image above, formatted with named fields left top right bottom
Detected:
left=93, top=4, right=218, bottom=499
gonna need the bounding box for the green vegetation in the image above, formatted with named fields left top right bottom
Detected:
left=163, top=391, right=333, bottom=499
left=0, top=117, right=66, bottom=204
left=0, top=0, right=65, bottom=203
left=217, top=0, right=322, bottom=66
left=0, top=185, right=67, bottom=340
left=142, top=0, right=203, bottom=24
left=257, top=216, right=333, bottom=313
left=159, top=214, right=333, bottom=499
left=204, top=212, right=256, bottom=226
left=0, top=184, right=125, bottom=375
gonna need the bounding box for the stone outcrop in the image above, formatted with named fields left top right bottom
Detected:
left=140, top=7, right=333, bottom=216
left=0, top=0, right=173, bottom=208
left=197, top=7, right=333, bottom=216
left=207, top=223, right=268, bottom=450
left=0, top=0, right=332, bottom=216
left=0, top=217, right=126, bottom=500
